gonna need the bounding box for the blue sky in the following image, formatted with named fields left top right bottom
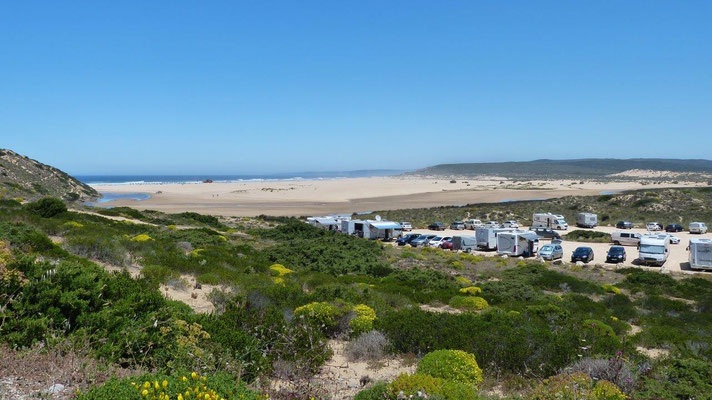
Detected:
left=1, top=1, right=711, bottom=175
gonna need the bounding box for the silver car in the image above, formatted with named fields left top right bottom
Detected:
left=539, top=243, right=563, bottom=260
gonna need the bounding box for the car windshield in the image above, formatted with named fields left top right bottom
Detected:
left=640, top=244, right=665, bottom=254
left=556, top=219, right=566, bottom=224
left=574, top=248, right=590, bottom=254
left=541, top=245, right=554, bottom=252
left=433, top=237, right=442, bottom=241
left=609, top=247, right=624, bottom=254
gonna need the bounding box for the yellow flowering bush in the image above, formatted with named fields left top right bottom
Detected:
left=294, top=302, right=344, bottom=330
left=388, top=374, right=479, bottom=400
left=530, top=372, right=625, bottom=400
left=416, top=349, right=483, bottom=387
left=269, top=264, right=294, bottom=277
left=602, top=284, right=622, bottom=294
left=352, top=304, right=376, bottom=320
left=130, top=234, right=154, bottom=242
left=449, top=296, right=489, bottom=312
left=63, top=221, right=84, bottom=228
left=349, top=304, right=377, bottom=337
left=458, top=286, right=482, bottom=296
left=455, top=276, right=472, bottom=286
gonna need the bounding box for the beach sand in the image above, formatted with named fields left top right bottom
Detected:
left=90, top=176, right=705, bottom=217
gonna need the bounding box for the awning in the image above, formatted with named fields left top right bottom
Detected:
left=369, top=221, right=402, bottom=230
left=314, top=217, right=339, bottom=225
left=520, top=232, right=540, bottom=241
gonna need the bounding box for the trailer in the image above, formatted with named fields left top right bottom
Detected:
left=576, top=213, right=598, bottom=228
left=475, top=227, right=514, bottom=250
left=689, top=238, right=712, bottom=270
left=496, top=231, right=540, bottom=257
left=532, top=213, right=569, bottom=230
left=452, top=235, right=478, bottom=252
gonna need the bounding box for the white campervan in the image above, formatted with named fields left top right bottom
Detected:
left=532, top=213, right=569, bottom=230
left=638, top=235, right=670, bottom=266
left=576, top=213, right=598, bottom=228
left=689, top=238, right=712, bottom=270
left=496, top=231, right=539, bottom=257
left=611, top=231, right=642, bottom=246
left=689, top=222, right=708, bottom=234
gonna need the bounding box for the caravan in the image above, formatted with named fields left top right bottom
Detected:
left=576, top=213, right=598, bottom=228
left=689, top=238, right=712, bottom=270
left=638, top=235, right=671, bottom=266
left=496, top=231, right=540, bottom=257
left=475, top=227, right=514, bottom=250
left=532, top=213, right=569, bottom=230
left=452, top=236, right=478, bottom=252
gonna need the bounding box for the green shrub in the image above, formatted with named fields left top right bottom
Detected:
left=354, top=382, right=389, bottom=400
left=638, top=358, right=712, bottom=399
left=530, top=372, right=625, bottom=400
left=349, top=316, right=374, bottom=337
left=563, top=230, right=611, bottom=243
left=388, top=374, right=479, bottom=400
left=24, top=197, right=66, bottom=218
left=449, top=296, right=489, bottom=312
left=459, top=286, right=482, bottom=296
left=294, top=301, right=345, bottom=332
left=416, top=349, right=483, bottom=387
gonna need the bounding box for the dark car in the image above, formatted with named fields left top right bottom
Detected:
left=616, top=221, right=633, bottom=229
left=428, top=222, right=446, bottom=231
left=665, top=224, right=684, bottom=232
left=606, top=246, right=627, bottom=263
left=440, top=237, right=453, bottom=250
left=396, top=233, right=421, bottom=246
left=530, top=227, right=562, bottom=240
left=571, top=247, right=594, bottom=263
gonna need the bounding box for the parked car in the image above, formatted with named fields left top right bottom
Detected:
left=440, top=237, right=453, bottom=250
left=531, top=227, right=562, bottom=240
left=428, top=236, right=448, bottom=248
left=646, top=222, right=663, bottom=231
left=396, top=233, right=420, bottom=246
left=428, top=222, right=446, bottom=231
left=400, top=222, right=413, bottom=232
left=464, top=219, right=483, bottom=230
left=450, top=221, right=465, bottom=230
left=653, top=233, right=680, bottom=245
left=484, top=221, right=500, bottom=228
left=502, top=220, right=520, bottom=229
left=690, top=222, right=708, bottom=234
left=665, top=224, right=683, bottom=232
left=611, top=231, right=642, bottom=246
left=571, top=247, right=594, bottom=263
left=616, top=221, right=633, bottom=229
left=410, top=234, right=436, bottom=247
left=606, top=246, right=627, bottom=263
left=539, top=243, right=563, bottom=260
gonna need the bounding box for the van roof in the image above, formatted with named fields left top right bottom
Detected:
left=640, top=236, right=668, bottom=245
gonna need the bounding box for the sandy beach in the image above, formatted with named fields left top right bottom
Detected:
left=89, top=176, right=706, bottom=217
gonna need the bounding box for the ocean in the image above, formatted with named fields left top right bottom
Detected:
left=76, top=170, right=403, bottom=185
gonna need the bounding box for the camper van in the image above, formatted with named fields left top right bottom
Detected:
left=638, top=235, right=671, bottom=266
left=496, top=231, right=540, bottom=257
left=452, top=236, right=478, bottom=252
left=475, top=227, right=514, bottom=251
left=532, top=213, right=569, bottom=230
left=611, top=231, right=642, bottom=246
left=576, top=213, right=598, bottom=228
left=689, top=222, right=708, bottom=234
left=464, top=219, right=483, bottom=230
left=689, top=238, right=712, bottom=270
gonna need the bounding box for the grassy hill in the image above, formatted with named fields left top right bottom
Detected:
left=412, top=158, right=712, bottom=179
left=356, top=187, right=712, bottom=229
left=0, top=149, right=98, bottom=202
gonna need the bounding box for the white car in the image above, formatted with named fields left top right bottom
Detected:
left=400, top=222, right=413, bottom=231
left=646, top=222, right=663, bottom=231
left=657, top=234, right=680, bottom=244
left=464, top=219, right=483, bottom=230
left=502, top=220, right=519, bottom=229
left=484, top=221, right=500, bottom=228
left=428, top=236, right=448, bottom=248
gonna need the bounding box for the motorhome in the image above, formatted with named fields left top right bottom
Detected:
left=638, top=235, right=670, bottom=266
left=689, top=238, right=712, bottom=270
left=532, top=213, right=569, bottom=230
left=576, top=213, right=598, bottom=228
left=452, top=235, right=478, bottom=252
left=690, top=222, right=708, bottom=234
left=464, top=219, right=483, bottom=230
left=306, top=217, right=340, bottom=231
left=496, top=231, right=540, bottom=257
left=475, top=227, right=514, bottom=250
left=341, top=219, right=402, bottom=240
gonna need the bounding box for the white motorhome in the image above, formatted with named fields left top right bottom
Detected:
left=496, top=231, right=540, bottom=257
left=452, top=235, right=478, bottom=252
left=475, top=227, right=514, bottom=251
left=576, top=213, right=598, bottom=228
left=638, top=235, right=670, bottom=266
left=689, top=222, right=708, bottom=234
left=464, top=219, right=483, bottom=230
left=689, top=238, right=712, bottom=270
left=532, top=213, right=569, bottom=230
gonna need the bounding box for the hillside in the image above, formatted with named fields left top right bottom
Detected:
left=413, top=158, right=712, bottom=180
left=0, top=149, right=98, bottom=202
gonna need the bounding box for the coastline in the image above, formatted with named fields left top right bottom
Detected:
left=87, top=176, right=706, bottom=217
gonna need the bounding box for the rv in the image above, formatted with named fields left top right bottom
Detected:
left=452, top=235, right=478, bottom=252
left=532, top=213, right=569, bottom=230
left=496, top=231, right=540, bottom=257
left=341, top=219, right=402, bottom=240
left=475, top=227, right=514, bottom=250
left=464, top=219, right=483, bottom=230
left=576, top=213, right=598, bottom=228
left=306, top=217, right=340, bottom=231
left=689, top=238, right=712, bottom=270
left=689, top=222, right=708, bottom=234
left=638, top=235, right=670, bottom=266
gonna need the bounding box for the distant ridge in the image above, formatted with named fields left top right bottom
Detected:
left=0, top=149, right=99, bottom=202
left=412, top=158, right=712, bottom=179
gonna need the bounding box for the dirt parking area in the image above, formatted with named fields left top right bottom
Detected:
left=406, top=225, right=712, bottom=275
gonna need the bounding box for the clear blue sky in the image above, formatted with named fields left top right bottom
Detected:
left=1, top=1, right=710, bottom=175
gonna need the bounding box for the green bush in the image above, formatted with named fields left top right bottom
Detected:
left=530, top=372, right=625, bottom=400
left=24, top=197, right=67, bottom=218
left=638, top=358, right=712, bottom=399
left=354, top=382, right=389, bottom=400
left=416, top=349, right=483, bottom=387
left=294, top=301, right=345, bottom=333
left=449, top=296, right=489, bottom=312
left=388, top=374, right=480, bottom=400
left=563, top=230, right=611, bottom=243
